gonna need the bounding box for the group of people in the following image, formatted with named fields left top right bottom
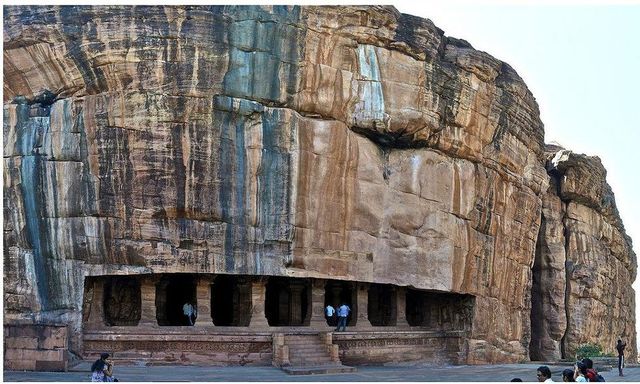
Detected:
left=325, top=303, right=351, bottom=331
left=534, top=359, right=602, bottom=383
left=527, top=339, right=627, bottom=382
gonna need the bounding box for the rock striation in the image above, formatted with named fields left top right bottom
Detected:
left=3, top=5, right=636, bottom=364
left=530, top=147, right=637, bottom=360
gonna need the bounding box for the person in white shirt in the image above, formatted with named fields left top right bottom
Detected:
left=182, top=302, right=196, bottom=325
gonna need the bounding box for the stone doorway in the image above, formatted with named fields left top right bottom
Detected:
left=368, top=283, right=396, bottom=326
left=156, top=274, right=197, bottom=326
left=211, top=275, right=252, bottom=326
left=324, top=280, right=355, bottom=326
left=265, top=277, right=311, bottom=326
left=104, top=276, right=141, bottom=326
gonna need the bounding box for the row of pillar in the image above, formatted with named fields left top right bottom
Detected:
left=86, top=276, right=410, bottom=329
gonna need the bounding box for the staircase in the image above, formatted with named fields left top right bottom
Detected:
left=272, top=333, right=356, bottom=375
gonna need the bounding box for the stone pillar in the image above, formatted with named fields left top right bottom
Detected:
left=194, top=275, right=213, bottom=326
left=139, top=276, right=158, bottom=326
left=289, top=283, right=304, bottom=325
left=356, top=282, right=372, bottom=329
left=272, top=333, right=290, bottom=367
left=396, top=286, right=409, bottom=327
left=249, top=279, right=269, bottom=329
left=86, top=278, right=105, bottom=328
left=310, top=279, right=328, bottom=329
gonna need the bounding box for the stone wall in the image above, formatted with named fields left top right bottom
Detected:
left=4, top=324, right=68, bottom=371
left=334, top=331, right=465, bottom=365
left=3, top=5, right=636, bottom=365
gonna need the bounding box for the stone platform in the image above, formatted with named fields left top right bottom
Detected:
left=82, top=328, right=465, bottom=367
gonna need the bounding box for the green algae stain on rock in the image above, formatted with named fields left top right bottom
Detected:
left=222, top=6, right=303, bottom=105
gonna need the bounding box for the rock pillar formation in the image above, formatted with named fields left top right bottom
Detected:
left=3, top=5, right=636, bottom=365
left=530, top=147, right=637, bottom=360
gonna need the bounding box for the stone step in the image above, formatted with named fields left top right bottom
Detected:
left=290, top=353, right=333, bottom=360
left=289, top=351, right=330, bottom=360
left=288, top=345, right=328, bottom=352
left=282, top=364, right=357, bottom=375
left=284, top=335, right=320, bottom=340
left=290, top=358, right=334, bottom=366
left=290, top=350, right=331, bottom=358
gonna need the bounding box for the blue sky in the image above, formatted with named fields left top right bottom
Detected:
left=395, top=0, right=640, bottom=345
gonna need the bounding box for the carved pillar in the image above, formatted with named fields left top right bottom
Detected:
left=249, top=278, right=269, bottom=329
left=310, top=279, right=328, bottom=329
left=356, top=282, right=371, bottom=329
left=194, top=275, right=213, bottom=326
left=139, top=275, right=159, bottom=326
left=396, top=286, right=409, bottom=327
left=87, top=278, right=105, bottom=328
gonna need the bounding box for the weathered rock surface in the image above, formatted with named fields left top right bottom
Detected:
left=530, top=147, right=637, bottom=360
left=3, top=5, right=635, bottom=364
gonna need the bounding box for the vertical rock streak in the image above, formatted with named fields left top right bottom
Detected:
left=15, top=102, right=51, bottom=310
left=354, top=45, right=386, bottom=127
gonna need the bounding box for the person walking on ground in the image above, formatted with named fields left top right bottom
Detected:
left=537, top=366, right=553, bottom=382
left=91, top=353, right=117, bottom=382
left=616, top=339, right=627, bottom=376
left=335, top=303, right=350, bottom=332
left=562, top=368, right=575, bottom=382
left=325, top=304, right=336, bottom=326
left=183, top=302, right=196, bottom=325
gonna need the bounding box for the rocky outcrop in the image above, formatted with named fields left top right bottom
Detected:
left=3, top=5, right=635, bottom=364
left=530, top=147, right=637, bottom=360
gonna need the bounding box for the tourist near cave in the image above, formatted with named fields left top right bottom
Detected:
left=3, top=5, right=636, bottom=372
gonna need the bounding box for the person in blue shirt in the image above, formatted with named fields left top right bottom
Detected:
left=335, top=303, right=350, bottom=332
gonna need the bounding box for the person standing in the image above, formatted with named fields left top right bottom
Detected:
left=616, top=339, right=627, bottom=376
left=335, top=303, right=350, bottom=332
left=183, top=302, right=196, bottom=325
left=325, top=304, right=336, bottom=326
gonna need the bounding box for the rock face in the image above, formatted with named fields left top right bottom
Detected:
left=530, top=147, right=637, bottom=360
left=3, top=5, right=636, bottom=364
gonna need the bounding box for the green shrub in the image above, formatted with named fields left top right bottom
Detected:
left=575, top=343, right=609, bottom=359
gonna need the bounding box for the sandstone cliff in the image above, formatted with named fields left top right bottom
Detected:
left=3, top=5, right=636, bottom=363
left=530, top=147, right=637, bottom=360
